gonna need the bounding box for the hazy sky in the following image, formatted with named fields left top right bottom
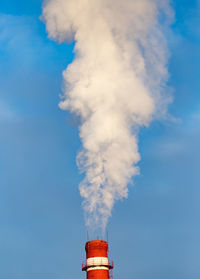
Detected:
left=0, top=0, right=200, bottom=279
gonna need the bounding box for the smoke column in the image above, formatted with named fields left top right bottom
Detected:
left=42, top=0, right=173, bottom=233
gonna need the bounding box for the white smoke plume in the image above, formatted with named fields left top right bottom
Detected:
left=42, top=0, right=173, bottom=232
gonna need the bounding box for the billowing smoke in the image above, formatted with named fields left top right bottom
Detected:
left=42, top=0, right=173, bottom=233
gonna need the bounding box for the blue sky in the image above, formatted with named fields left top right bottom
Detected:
left=0, top=0, right=200, bottom=278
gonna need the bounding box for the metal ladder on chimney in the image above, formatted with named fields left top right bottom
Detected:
left=109, top=269, right=113, bottom=279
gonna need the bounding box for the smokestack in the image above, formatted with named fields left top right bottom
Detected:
left=82, top=240, right=114, bottom=279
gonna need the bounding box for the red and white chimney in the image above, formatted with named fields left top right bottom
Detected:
left=82, top=240, right=114, bottom=279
